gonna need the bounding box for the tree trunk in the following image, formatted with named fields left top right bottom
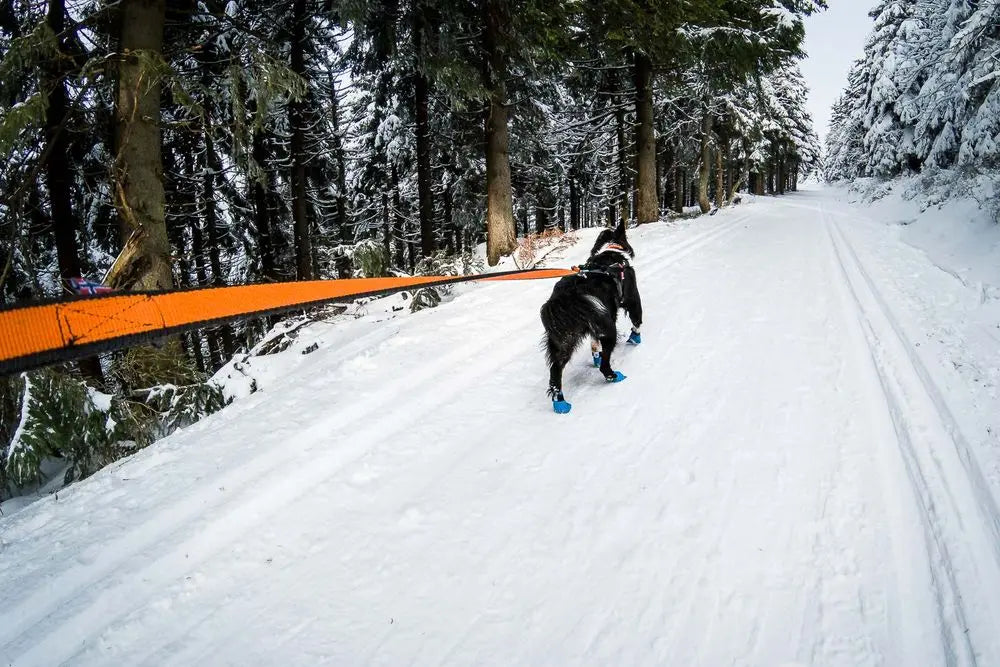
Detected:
left=113, top=0, right=171, bottom=291
left=714, top=143, right=725, bottom=209
left=201, top=111, right=235, bottom=360
left=46, top=0, right=80, bottom=291
left=391, top=164, right=404, bottom=268
left=777, top=145, right=786, bottom=195
left=381, top=191, right=391, bottom=262
left=663, top=140, right=675, bottom=213
left=727, top=144, right=747, bottom=203
left=413, top=9, right=435, bottom=258
left=697, top=101, right=712, bottom=214
left=189, top=200, right=223, bottom=369
left=482, top=0, right=516, bottom=265
left=615, top=103, right=629, bottom=224
left=45, top=0, right=103, bottom=382
left=673, top=159, right=683, bottom=213
left=112, top=0, right=195, bottom=386
left=251, top=128, right=278, bottom=280
left=569, top=175, right=579, bottom=230
left=633, top=52, right=657, bottom=224
left=289, top=0, right=312, bottom=280
left=443, top=176, right=454, bottom=254
left=329, top=74, right=349, bottom=243
left=655, top=135, right=664, bottom=215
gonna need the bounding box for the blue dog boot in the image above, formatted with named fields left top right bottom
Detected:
left=549, top=387, right=572, bottom=414
left=592, top=352, right=602, bottom=367
left=605, top=371, right=626, bottom=383
left=627, top=329, right=641, bottom=345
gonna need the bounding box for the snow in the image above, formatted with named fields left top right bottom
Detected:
left=2, top=187, right=1000, bottom=665
left=5, top=374, right=31, bottom=464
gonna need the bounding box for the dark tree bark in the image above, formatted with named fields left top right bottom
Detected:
left=45, top=0, right=103, bottom=382
left=615, top=102, right=629, bottom=224
left=288, top=0, right=312, bottom=280
left=112, top=0, right=171, bottom=291
left=412, top=5, right=435, bottom=258
left=381, top=191, right=391, bottom=262
left=251, top=128, right=278, bottom=281
left=391, top=164, right=405, bottom=268
left=715, top=143, right=725, bottom=209
left=633, top=52, right=657, bottom=224
left=482, top=0, right=516, bottom=265
left=201, top=109, right=235, bottom=360
left=328, top=73, right=349, bottom=243
left=569, top=174, right=579, bottom=230
left=697, top=101, right=713, bottom=214
left=673, top=159, right=683, bottom=214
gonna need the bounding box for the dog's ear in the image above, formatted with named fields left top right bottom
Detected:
left=614, top=220, right=628, bottom=242
left=590, top=228, right=614, bottom=257
left=614, top=220, right=635, bottom=257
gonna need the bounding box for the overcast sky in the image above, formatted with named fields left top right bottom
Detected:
left=800, top=0, right=876, bottom=144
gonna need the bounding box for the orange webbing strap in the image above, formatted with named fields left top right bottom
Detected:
left=0, top=267, right=576, bottom=375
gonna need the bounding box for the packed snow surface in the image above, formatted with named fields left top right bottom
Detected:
left=2, top=186, right=999, bottom=665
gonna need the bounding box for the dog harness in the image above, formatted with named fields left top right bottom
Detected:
left=574, top=255, right=629, bottom=305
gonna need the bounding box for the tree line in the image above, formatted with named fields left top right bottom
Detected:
left=825, top=0, right=1000, bottom=179
left=2, top=0, right=821, bottom=384
left=0, top=0, right=822, bottom=496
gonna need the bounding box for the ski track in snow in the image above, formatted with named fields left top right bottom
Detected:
left=1, top=187, right=999, bottom=666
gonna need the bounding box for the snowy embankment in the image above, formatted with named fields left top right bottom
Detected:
left=1, top=186, right=999, bottom=665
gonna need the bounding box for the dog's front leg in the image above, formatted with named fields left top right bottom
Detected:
left=623, top=267, right=642, bottom=344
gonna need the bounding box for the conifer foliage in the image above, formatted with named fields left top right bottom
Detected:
left=825, top=0, right=1000, bottom=179
left=0, top=0, right=821, bottom=496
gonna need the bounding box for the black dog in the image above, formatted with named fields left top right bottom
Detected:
left=540, top=221, right=642, bottom=413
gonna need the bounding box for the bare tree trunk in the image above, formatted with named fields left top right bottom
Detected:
left=202, top=112, right=235, bottom=360
left=615, top=103, right=629, bottom=224
left=662, top=140, right=675, bottom=213
left=251, top=128, right=278, bottom=280
left=112, top=0, right=196, bottom=386
left=113, top=0, right=171, bottom=291
left=697, top=101, right=712, bottom=214
left=633, top=52, right=657, bottom=224
left=381, top=191, right=391, bottom=261
left=289, top=0, right=312, bottom=280
left=569, top=174, right=579, bottom=230
left=777, top=144, right=786, bottom=195
left=443, top=175, right=455, bottom=254
left=482, top=0, right=516, bottom=265
left=189, top=205, right=223, bottom=369
left=329, top=74, right=349, bottom=243
left=45, top=0, right=103, bottom=382
left=728, top=142, right=748, bottom=203
left=714, top=144, right=725, bottom=209
left=673, top=158, right=683, bottom=213
left=391, top=164, right=404, bottom=268
left=413, top=6, right=435, bottom=258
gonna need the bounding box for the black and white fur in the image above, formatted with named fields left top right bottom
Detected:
left=539, top=221, right=642, bottom=405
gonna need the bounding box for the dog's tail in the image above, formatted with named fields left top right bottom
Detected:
left=540, top=293, right=612, bottom=346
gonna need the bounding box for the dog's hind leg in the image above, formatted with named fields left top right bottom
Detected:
left=591, top=339, right=602, bottom=367
left=597, top=333, right=626, bottom=383
left=546, top=337, right=574, bottom=413
left=623, top=266, right=643, bottom=344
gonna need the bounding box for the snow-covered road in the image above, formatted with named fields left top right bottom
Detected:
left=2, top=187, right=999, bottom=665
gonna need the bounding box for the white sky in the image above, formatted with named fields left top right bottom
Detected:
left=800, top=0, right=876, bottom=144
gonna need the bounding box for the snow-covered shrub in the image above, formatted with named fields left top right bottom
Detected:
left=409, top=251, right=484, bottom=313
left=1, top=367, right=229, bottom=498
left=3, top=369, right=130, bottom=489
